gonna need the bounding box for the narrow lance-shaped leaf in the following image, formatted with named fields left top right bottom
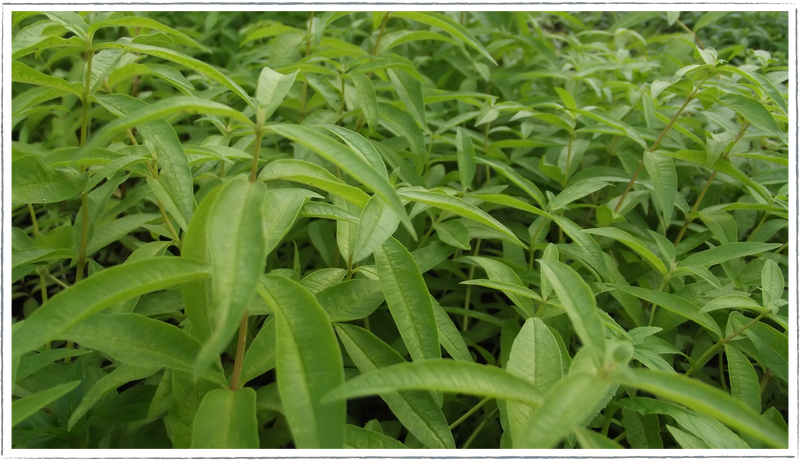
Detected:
left=643, top=150, right=677, bottom=225
left=191, top=388, right=259, bottom=448
left=265, top=123, right=414, bottom=237
left=539, top=260, right=606, bottom=365
left=399, top=187, right=524, bottom=246
left=59, top=313, right=225, bottom=386
left=387, top=68, right=427, bottom=127
left=195, top=177, right=268, bottom=376
left=68, top=364, right=161, bottom=430
left=375, top=238, right=441, bottom=363
left=456, top=127, right=476, bottom=190
left=12, top=155, right=87, bottom=206
left=506, top=317, right=563, bottom=447
left=260, top=275, right=346, bottom=448
left=334, top=324, right=456, bottom=449
left=322, top=124, right=388, bottom=177
left=94, top=41, right=253, bottom=108
left=351, top=73, right=379, bottom=132
left=324, top=360, right=543, bottom=405
left=612, top=284, right=722, bottom=338
left=13, top=258, right=210, bottom=358
left=259, top=159, right=370, bottom=208
left=391, top=11, right=497, bottom=64
left=94, top=93, right=194, bottom=230
left=255, top=67, right=298, bottom=122
left=519, top=372, right=614, bottom=448
left=352, top=196, right=400, bottom=264
left=12, top=61, right=83, bottom=98
left=13, top=381, right=81, bottom=428
left=619, top=368, right=787, bottom=448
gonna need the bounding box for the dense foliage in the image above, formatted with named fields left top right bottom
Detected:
left=11, top=10, right=789, bottom=449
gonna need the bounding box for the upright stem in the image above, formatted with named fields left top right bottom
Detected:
left=462, top=239, right=482, bottom=331
left=372, top=12, right=391, bottom=55
left=229, top=311, right=249, bottom=391
left=249, top=130, right=264, bottom=182
left=676, top=19, right=705, bottom=49
left=27, top=203, right=39, bottom=235
left=76, top=47, right=95, bottom=284
left=614, top=72, right=711, bottom=214
left=684, top=311, right=766, bottom=377
left=674, top=122, right=750, bottom=244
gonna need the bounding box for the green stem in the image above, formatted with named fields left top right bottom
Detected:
left=614, top=72, right=711, bottom=214
left=461, top=407, right=498, bottom=449
left=27, top=203, right=39, bottom=235
left=674, top=122, right=750, bottom=244
left=684, top=311, right=767, bottom=377
left=229, top=311, right=249, bottom=391
left=462, top=239, right=482, bottom=331
left=372, top=12, right=391, bottom=55
left=449, top=397, right=491, bottom=430
left=76, top=48, right=95, bottom=285
left=250, top=129, right=264, bottom=182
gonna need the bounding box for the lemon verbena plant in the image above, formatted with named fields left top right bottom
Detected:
left=10, top=11, right=789, bottom=449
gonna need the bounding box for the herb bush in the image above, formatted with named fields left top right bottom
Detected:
left=11, top=10, right=790, bottom=449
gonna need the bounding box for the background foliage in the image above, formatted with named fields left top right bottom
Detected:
left=11, top=10, right=789, bottom=449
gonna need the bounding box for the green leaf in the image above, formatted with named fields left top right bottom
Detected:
left=334, top=324, right=455, bottom=449
left=378, top=102, right=426, bottom=171
left=259, top=159, right=370, bottom=208
left=255, top=67, right=298, bottom=122
left=89, top=15, right=206, bottom=49
left=760, top=259, right=784, bottom=310
left=399, top=187, right=523, bottom=246
left=434, top=219, right=471, bottom=250
left=68, top=364, right=161, bottom=430
left=456, top=127, right=476, bottom=190
left=715, top=92, right=785, bottom=142
left=260, top=275, right=346, bottom=448
left=265, top=123, right=414, bottom=237
left=269, top=31, right=304, bottom=67
left=195, top=177, right=268, bottom=376
left=13, top=380, right=81, bottom=427
left=619, top=368, right=786, bottom=448
left=432, top=298, right=472, bottom=362
left=724, top=344, right=761, bottom=414
left=387, top=69, right=426, bottom=127
left=191, top=388, right=259, bottom=448
left=679, top=242, right=781, bottom=268
left=12, top=155, right=87, bottom=206
left=506, top=317, right=563, bottom=446
left=263, top=188, right=311, bottom=257
left=95, top=41, right=253, bottom=108
left=621, top=408, right=663, bottom=448
left=352, top=196, right=400, bottom=263
left=241, top=316, right=275, bottom=385
left=85, top=96, right=253, bottom=154
left=643, top=150, right=677, bottom=224
left=13, top=257, right=210, bottom=358
left=375, top=238, right=440, bottom=362
left=462, top=256, right=535, bottom=317
left=324, top=360, right=543, bottom=405
left=476, top=157, right=546, bottom=206
left=322, top=124, right=388, bottom=178
left=12, top=61, right=83, bottom=98
left=573, top=426, right=623, bottom=449
left=351, top=74, right=379, bottom=132
left=392, top=12, right=497, bottom=64
left=346, top=425, right=408, bottom=449
left=59, top=313, right=223, bottom=385
left=584, top=227, right=668, bottom=276
left=317, top=280, right=385, bottom=322
left=611, top=285, right=722, bottom=338
left=539, top=260, right=607, bottom=364
left=693, top=12, right=729, bottom=31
